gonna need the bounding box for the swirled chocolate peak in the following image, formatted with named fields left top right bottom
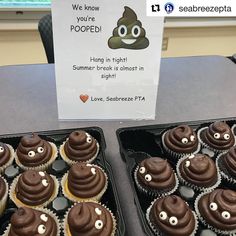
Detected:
left=149, top=195, right=196, bottom=236
left=198, top=189, right=236, bottom=230
left=64, top=130, right=98, bottom=162
left=0, top=176, right=6, bottom=199
left=201, top=121, right=234, bottom=150
left=0, top=142, right=11, bottom=166
left=68, top=163, right=106, bottom=198
left=15, top=170, right=54, bottom=206
left=179, top=154, right=218, bottom=187
left=164, top=125, right=198, bottom=153
left=137, top=157, right=176, bottom=190
left=222, top=146, right=236, bottom=177
left=108, top=6, right=149, bottom=49
left=16, top=133, right=52, bottom=167
left=68, top=202, right=114, bottom=236
left=9, top=207, right=58, bottom=236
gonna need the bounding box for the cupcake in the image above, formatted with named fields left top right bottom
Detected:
left=9, top=170, right=59, bottom=208
left=134, top=157, right=178, bottom=197
left=147, top=195, right=198, bottom=236
left=64, top=202, right=116, bottom=236
left=177, top=154, right=221, bottom=192
left=15, top=133, right=58, bottom=171
left=60, top=130, right=99, bottom=166
left=4, top=207, right=60, bottom=236
left=0, top=175, right=8, bottom=216
left=198, top=121, right=235, bottom=153
left=61, top=163, right=108, bottom=202
left=217, top=146, right=236, bottom=185
left=0, top=142, right=14, bottom=174
left=162, top=125, right=200, bottom=159
left=195, top=189, right=236, bottom=235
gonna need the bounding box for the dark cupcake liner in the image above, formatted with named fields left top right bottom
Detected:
left=134, top=165, right=179, bottom=198
left=146, top=197, right=198, bottom=236
left=197, top=127, right=236, bottom=155
left=176, top=155, right=221, bottom=192
left=216, top=153, right=236, bottom=186
left=162, top=131, right=201, bottom=161
left=194, top=191, right=236, bottom=235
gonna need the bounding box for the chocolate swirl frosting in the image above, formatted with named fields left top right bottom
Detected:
left=0, top=176, right=6, bottom=199
left=149, top=195, right=196, bottom=236
left=137, top=157, right=176, bottom=190
left=222, top=146, right=236, bottom=177
left=68, top=163, right=106, bottom=198
left=64, top=130, right=98, bottom=162
left=201, top=121, right=234, bottom=150
left=164, top=125, right=198, bottom=153
left=16, top=133, right=52, bottom=167
left=68, top=202, right=114, bottom=236
left=15, top=170, right=54, bottom=206
left=198, top=189, right=236, bottom=230
left=9, top=207, right=57, bottom=236
left=0, top=142, right=11, bottom=166
left=179, top=154, right=218, bottom=187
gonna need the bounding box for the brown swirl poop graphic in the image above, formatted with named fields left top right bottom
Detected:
left=108, top=6, right=149, bottom=50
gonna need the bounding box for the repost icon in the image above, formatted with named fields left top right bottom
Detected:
left=164, top=2, right=174, bottom=14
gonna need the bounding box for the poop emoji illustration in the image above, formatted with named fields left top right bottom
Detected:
left=108, top=6, right=149, bottom=50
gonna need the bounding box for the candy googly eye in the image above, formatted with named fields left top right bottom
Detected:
left=28, top=151, right=35, bottom=157
left=37, top=147, right=44, bottom=153
left=185, top=160, right=190, bottom=167
left=91, top=167, right=96, bottom=175
left=38, top=225, right=46, bottom=234
left=40, top=214, right=48, bottom=222
left=169, top=216, right=178, bottom=226
left=118, top=25, right=127, bottom=37
left=222, top=211, right=231, bottom=219
left=181, top=138, right=188, bottom=144
left=131, top=25, right=141, bottom=37
left=42, top=179, right=49, bottom=187
left=209, top=202, right=218, bottom=211
left=139, top=167, right=146, bottom=174
left=190, top=135, right=195, bottom=142
left=86, top=137, right=92, bottom=143
left=159, top=211, right=167, bottom=220
left=95, top=208, right=102, bottom=215
left=214, top=133, right=220, bottom=139
left=95, top=220, right=103, bottom=230
left=0, top=146, right=4, bottom=153
left=39, top=171, right=45, bottom=177
left=224, top=134, right=230, bottom=140
left=145, top=174, right=152, bottom=182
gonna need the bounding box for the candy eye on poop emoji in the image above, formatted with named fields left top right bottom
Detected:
left=108, top=6, right=149, bottom=50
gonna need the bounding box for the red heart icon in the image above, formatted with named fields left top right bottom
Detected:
left=80, top=94, right=89, bottom=103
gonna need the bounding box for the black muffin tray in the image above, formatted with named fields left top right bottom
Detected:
left=0, top=127, right=125, bottom=236
left=117, top=119, right=236, bottom=236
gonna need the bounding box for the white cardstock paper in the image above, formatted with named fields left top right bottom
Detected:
left=52, top=0, right=164, bottom=119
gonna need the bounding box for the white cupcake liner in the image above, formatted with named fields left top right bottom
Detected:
left=15, top=142, right=58, bottom=171
left=3, top=207, right=61, bottom=236
left=176, top=155, right=221, bottom=192
left=162, top=131, right=201, bottom=161
left=197, top=127, right=236, bottom=155
left=216, top=153, right=236, bottom=186
left=0, top=144, right=15, bottom=174
left=9, top=173, right=59, bottom=208
left=59, top=140, right=99, bottom=166
left=134, top=165, right=179, bottom=198
left=195, top=191, right=236, bottom=235
left=63, top=202, right=117, bottom=236
left=146, top=197, right=198, bottom=236
left=61, top=164, right=108, bottom=202
left=0, top=176, right=8, bottom=216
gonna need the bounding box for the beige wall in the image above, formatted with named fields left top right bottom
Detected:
left=1, top=17, right=236, bottom=66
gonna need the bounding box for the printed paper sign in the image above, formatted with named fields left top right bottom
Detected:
left=52, top=0, right=164, bottom=119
